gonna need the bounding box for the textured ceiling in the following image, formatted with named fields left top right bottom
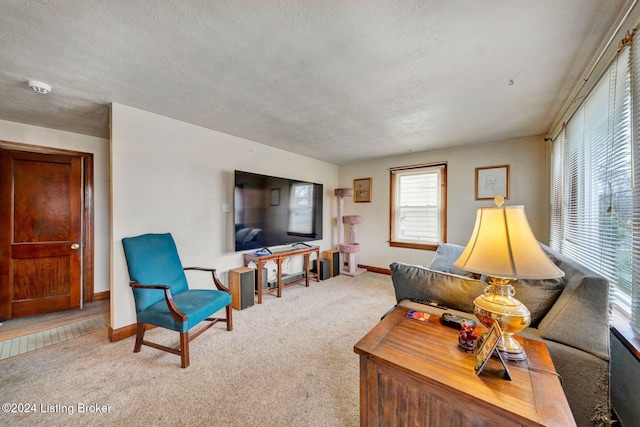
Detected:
left=0, top=1, right=628, bottom=164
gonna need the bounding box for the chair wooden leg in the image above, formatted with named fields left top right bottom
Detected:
left=134, top=322, right=146, bottom=353
left=226, top=304, right=233, bottom=331
left=180, top=332, right=189, bottom=368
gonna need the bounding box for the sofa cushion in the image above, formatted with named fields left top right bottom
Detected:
left=390, top=262, right=486, bottom=313
left=511, top=276, right=565, bottom=326
left=537, top=244, right=610, bottom=360
left=429, top=242, right=481, bottom=279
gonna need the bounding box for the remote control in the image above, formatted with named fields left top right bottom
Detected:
left=409, top=298, right=448, bottom=310
left=440, top=312, right=476, bottom=330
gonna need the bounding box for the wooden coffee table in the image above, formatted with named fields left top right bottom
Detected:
left=354, top=306, right=575, bottom=426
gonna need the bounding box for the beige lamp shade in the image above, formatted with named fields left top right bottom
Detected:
left=454, top=206, right=564, bottom=280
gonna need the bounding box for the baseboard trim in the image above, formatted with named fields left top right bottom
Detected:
left=109, top=323, right=156, bottom=342
left=359, top=264, right=391, bottom=275
left=94, top=290, right=110, bottom=301
left=109, top=323, right=137, bottom=342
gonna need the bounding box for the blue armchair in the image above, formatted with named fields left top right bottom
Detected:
left=121, top=233, right=233, bottom=368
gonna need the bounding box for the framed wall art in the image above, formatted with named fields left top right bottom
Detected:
left=354, top=178, right=372, bottom=203
left=475, top=165, right=510, bottom=200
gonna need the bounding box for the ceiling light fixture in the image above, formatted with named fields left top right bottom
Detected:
left=28, top=80, right=52, bottom=94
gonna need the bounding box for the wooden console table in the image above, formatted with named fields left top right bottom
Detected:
left=354, top=307, right=575, bottom=427
left=243, top=245, right=320, bottom=304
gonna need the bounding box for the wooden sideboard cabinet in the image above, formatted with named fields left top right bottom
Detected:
left=354, top=307, right=575, bottom=427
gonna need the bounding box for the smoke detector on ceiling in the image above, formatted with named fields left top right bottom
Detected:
left=28, top=80, right=52, bottom=94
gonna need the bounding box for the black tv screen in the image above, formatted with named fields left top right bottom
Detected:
left=234, top=170, right=323, bottom=251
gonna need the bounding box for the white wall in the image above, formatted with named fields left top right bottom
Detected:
left=337, top=136, right=550, bottom=268
left=110, top=103, right=338, bottom=330
left=0, top=119, right=111, bottom=295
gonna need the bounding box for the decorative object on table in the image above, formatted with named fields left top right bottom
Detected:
left=475, top=165, right=509, bottom=200
left=454, top=195, right=564, bottom=361
left=406, top=309, right=430, bottom=321
left=334, top=188, right=366, bottom=276
left=353, top=177, right=372, bottom=203
left=440, top=312, right=476, bottom=330
left=458, top=323, right=478, bottom=353
left=474, top=321, right=511, bottom=380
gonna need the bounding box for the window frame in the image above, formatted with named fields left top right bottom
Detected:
left=389, top=163, right=447, bottom=251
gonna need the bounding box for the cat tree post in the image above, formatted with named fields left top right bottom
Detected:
left=334, top=188, right=353, bottom=271
left=340, top=215, right=366, bottom=276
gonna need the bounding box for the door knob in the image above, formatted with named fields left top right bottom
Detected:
left=71, top=243, right=80, bottom=250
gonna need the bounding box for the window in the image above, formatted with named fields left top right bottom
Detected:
left=389, top=163, right=447, bottom=250
left=551, top=39, right=640, bottom=333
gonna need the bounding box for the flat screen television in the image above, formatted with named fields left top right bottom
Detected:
left=234, top=170, right=323, bottom=251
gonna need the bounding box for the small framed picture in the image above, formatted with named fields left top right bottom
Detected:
left=270, top=188, right=280, bottom=206
left=354, top=178, right=372, bottom=203
left=474, top=322, right=511, bottom=380
left=475, top=165, right=510, bottom=200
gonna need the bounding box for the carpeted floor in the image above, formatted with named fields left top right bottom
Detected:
left=0, top=272, right=396, bottom=427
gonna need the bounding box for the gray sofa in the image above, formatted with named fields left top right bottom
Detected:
left=389, top=242, right=610, bottom=427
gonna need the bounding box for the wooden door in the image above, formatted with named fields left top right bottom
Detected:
left=0, top=150, right=83, bottom=320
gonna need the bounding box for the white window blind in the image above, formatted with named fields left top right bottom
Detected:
left=631, top=36, right=640, bottom=333
left=390, top=163, right=446, bottom=250
left=550, top=44, right=634, bottom=326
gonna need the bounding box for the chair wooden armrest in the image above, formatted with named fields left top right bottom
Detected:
left=183, top=267, right=230, bottom=293
left=129, top=281, right=187, bottom=322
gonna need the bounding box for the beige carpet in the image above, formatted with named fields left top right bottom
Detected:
left=0, top=272, right=396, bottom=427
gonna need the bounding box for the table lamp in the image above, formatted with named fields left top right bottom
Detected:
left=454, top=196, right=564, bottom=361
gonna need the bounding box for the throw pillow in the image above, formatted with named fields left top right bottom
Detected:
left=511, top=276, right=566, bottom=326
left=390, top=262, right=487, bottom=313
left=429, top=242, right=480, bottom=279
